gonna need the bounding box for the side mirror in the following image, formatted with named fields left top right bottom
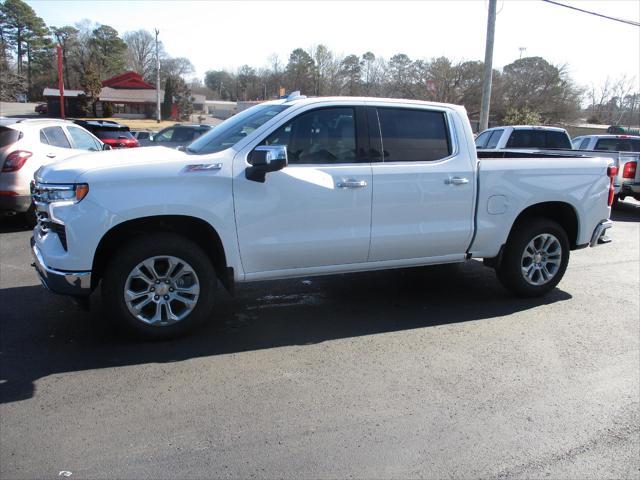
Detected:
left=246, top=145, right=288, bottom=183
left=102, top=143, right=112, bottom=151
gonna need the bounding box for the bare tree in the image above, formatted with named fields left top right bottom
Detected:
left=124, top=29, right=161, bottom=82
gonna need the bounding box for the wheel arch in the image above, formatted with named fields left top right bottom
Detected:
left=484, top=201, right=579, bottom=269
left=509, top=201, right=579, bottom=249
left=91, top=215, right=232, bottom=292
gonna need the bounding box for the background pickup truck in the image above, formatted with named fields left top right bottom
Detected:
left=570, top=134, right=640, bottom=203
left=31, top=95, right=615, bottom=339
left=474, top=125, right=572, bottom=150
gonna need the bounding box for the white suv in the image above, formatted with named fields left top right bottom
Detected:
left=0, top=119, right=106, bottom=221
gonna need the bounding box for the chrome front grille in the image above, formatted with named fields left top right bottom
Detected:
left=31, top=181, right=68, bottom=251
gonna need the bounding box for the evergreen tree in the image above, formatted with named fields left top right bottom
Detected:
left=162, top=75, right=174, bottom=119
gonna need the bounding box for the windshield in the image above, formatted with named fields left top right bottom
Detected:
left=186, top=104, right=290, bottom=154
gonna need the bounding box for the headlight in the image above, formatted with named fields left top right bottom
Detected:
left=31, top=182, right=89, bottom=204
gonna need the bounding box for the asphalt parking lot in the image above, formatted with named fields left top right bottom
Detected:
left=1, top=202, right=639, bottom=479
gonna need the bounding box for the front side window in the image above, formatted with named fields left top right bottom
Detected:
left=67, top=127, right=101, bottom=151
left=171, top=128, right=196, bottom=143
left=41, top=126, right=71, bottom=148
left=154, top=128, right=174, bottom=142
left=261, top=107, right=356, bottom=165
left=375, top=108, right=451, bottom=162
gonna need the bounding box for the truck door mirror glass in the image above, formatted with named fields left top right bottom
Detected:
left=246, top=145, right=288, bottom=183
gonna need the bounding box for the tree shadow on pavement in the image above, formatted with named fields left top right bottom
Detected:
left=0, top=261, right=572, bottom=404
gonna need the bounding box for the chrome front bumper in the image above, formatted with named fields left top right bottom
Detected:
left=590, top=220, right=613, bottom=247
left=30, top=237, right=92, bottom=296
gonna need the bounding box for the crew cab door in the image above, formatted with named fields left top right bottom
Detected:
left=233, top=105, right=372, bottom=274
left=367, top=105, right=476, bottom=261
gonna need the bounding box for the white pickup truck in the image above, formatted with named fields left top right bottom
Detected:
left=30, top=95, right=616, bottom=338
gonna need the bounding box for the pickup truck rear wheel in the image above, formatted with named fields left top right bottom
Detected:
left=497, top=218, right=569, bottom=297
left=102, top=233, right=216, bottom=339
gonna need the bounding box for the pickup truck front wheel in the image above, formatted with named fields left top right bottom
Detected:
left=102, top=233, right=216, bottom=339
left=497, top=218, right=569, bottom=297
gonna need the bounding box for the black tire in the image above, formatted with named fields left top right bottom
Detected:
left=102, top=233, right=217, bottom=339
left=496, top=218, right=570, bottom=297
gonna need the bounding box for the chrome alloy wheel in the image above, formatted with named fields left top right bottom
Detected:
left=521, top=233, right=562, bottom=286
left=123, top=256, right=200, bottom=326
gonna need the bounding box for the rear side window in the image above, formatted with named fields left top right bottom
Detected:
left=41, top=126, right=71, bottom=148
left=0, top=127, right=22, bottom=147
left=485, top=129, right=503, bottom=149
left=376, top=108, right=451, bottom=162
left=40, top=130, right=49, bottom=144
left=579, top=138, right=590, bottom=150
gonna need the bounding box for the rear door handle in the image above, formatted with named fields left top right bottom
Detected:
left=446, top=176, right=469, bottom=185
left=336, top=179, right=368, bottom=189
left=46, top=153, right=56, bottom=159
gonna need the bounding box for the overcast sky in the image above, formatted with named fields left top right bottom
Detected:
left=27, top=0, right=640, bottom=90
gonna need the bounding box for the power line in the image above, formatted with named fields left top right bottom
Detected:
left=541, top=0, right=640, bottom=27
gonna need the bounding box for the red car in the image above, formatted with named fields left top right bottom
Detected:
left=73, top=120, right=139, bottom=148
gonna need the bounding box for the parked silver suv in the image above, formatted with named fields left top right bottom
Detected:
left=0, top=118, right=106, bottom=222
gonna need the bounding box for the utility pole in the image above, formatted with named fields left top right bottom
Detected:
left=479, top=0, right=497, bottom=132
left=155, top=28, right=161, bottom=123
left=56, top=44, right=65, bottom=119
left=518, top=47, right=527, bottom=59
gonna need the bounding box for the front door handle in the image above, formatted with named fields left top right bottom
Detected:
left=446, top=176, right=469, bottom=185
left=336, top=179, right=368, bottom=189
left=46, top=153, right=56, bottom=159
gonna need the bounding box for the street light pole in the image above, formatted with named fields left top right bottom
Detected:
left=155, top=28, right=161, bottom=123
left=479, top=0, right=497, bottom=132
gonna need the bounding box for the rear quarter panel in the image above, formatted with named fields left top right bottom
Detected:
left=471, top=156, right=612, bottom=258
